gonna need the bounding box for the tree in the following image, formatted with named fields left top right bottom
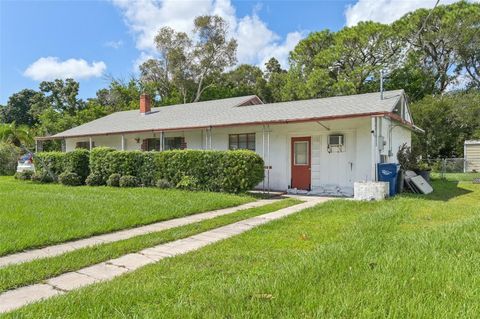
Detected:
left=39, top=79, right=85, bottom=115
left=0, top=123, right=34, bottom=147
left=1, top=89, right=47, bottom=126
left=286, top=22, right=400, bottom=99
left=393, top=1, right=478, bottom=93
left=452, top=2, right=480, bottom=88
left=410, top=91, right=480, bottom=158
left=141, top=15, right=237, bottom=104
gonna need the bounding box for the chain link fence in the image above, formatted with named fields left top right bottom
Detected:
left=425, top=158, right=480, bottom=182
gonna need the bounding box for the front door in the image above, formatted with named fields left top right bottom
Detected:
left=291, top=137, right=311, bottom=190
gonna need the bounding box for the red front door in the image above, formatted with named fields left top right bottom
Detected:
left=291, top=137, right=311, bottom=190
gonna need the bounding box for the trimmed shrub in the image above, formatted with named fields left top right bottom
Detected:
left=64, top=149, right=90, bottom=182
left=0, top=142, right=21, bottom=176
left=85, top=173, right=103, bottom=186
left=107, top=173, right=121, bottom=187
left=89, top=147, right=115, bottom=184
left=14, top=170, right=34, bottom=180
left=155, top=178, right=171, bottom=189
left=139, top=152, right=158, bottom=186
left=106, top=151, right=144, bottom=177
left=32, top=171, right=54, bottom=183
left=176, top=175, right=198, bottom=191
left=58, top=172, right=83, bottom=186
left=34, top=152, right=66, bottom=182
left=119, top=175, right=139, bottom=188
left=155, top=150, right=264, bottom=193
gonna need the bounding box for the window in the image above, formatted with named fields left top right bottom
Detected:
left=145, top=139, right=161, bottom=151
left=294, top=141, right=309, bottom=165
left=228, top=133, right=255, bottom=151
left=143, top=137, right=185, bottom=151
left=76, top=141, right=93, bottom=149
left=165, top=137, right=184, bottom=150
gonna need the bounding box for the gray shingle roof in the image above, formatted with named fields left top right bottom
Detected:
left=52, top=90, right=405, bottom=138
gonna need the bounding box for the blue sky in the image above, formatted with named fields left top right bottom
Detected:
left=0, top=0, right=449, bottom=104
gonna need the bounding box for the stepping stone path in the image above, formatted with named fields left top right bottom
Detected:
left=0, top=199, right=278, bottom=268
left=0, top=196, right=332, bottom=313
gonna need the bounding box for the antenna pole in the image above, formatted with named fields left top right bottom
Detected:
left=380, top=69, right=384, bottom=100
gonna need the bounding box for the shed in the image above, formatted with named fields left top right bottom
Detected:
left=464, top=140, right=480, bottom=172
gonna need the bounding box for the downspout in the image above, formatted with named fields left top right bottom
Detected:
left=371, top=117, right=377, bottom=181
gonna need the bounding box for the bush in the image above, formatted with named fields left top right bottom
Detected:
left=0, top=142, right=21, bottom=176
left=89, top=147, right=115, bottom=184
left=107, top=173, right=121, bottom=187
left=119, top=175, right=140, bottom=187
left=34, top=152, right=66, bottom=182
left=85, top=149, right=264, bottom=193
left=176, top=175, right=198, bottom=191
left=155, top=150, right=264, bottom=193
left=155, top=178, right=171, bottom=189
left=58, top=172, right=83, bottom=186
left=14, top=170, right=34, bottom=180
left=139, top=152, right=158, bottom=186
left=31, top=171, right=54, bottom=183
left=64, top=149, right=90, bottom=182
left=85, top=173, right=103, bottom=186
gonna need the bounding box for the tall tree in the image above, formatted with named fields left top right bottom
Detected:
left=39, top=79, right=85, bottom=115
left=141, top=15, right=237, bottom=104
left=393, top=1, right=477, bottom=93
left=0, top=89, right=47, bottom=126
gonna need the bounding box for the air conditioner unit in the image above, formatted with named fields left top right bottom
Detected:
left=328, top=134, right=344, bottom=147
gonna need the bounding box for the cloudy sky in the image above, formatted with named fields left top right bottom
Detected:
left=0, top=0, right=458, bottom=104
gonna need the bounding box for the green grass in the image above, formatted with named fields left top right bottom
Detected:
left=0, top=177, right=253, bottom=256
left=0, top=198, right=301, bottom=294
left=431, top=171, right=480, bottom=181
left=6, top=180, right=480, bottom=318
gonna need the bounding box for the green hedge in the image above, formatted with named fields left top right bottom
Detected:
left=33, top=148, right=264, bottom=193
left=34, top=151, right=66, bottom=181
left=0, top=142, right=21, bottom=176
left=35, top=149, right=90, bottom=182
left=89, top=147, right=115, bottom=183
left=155, top=150, right=264, bottom=193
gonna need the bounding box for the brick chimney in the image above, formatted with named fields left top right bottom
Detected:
left=140, top=94, right=151, bottom=114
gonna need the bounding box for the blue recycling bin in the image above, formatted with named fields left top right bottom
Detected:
left=377, top=163, right=399, bottom=197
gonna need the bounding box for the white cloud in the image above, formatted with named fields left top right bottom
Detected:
left=345, top=0, right=461, bottom=26
left=111, top=0, right=303, bottom=69
left=24, top=57, right=106, bottom=81
left=105, top=40, right=124, bottom=49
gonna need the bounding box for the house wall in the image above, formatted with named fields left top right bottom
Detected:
left=465, top=142, right=480, bottom=172
left=64, top=117, right=412, bottom=195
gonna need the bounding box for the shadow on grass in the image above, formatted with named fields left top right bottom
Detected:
left=408, top=180, right=473, bottom=202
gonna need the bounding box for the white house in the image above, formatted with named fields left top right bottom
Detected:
left=36, top=90, right=422, bottom=196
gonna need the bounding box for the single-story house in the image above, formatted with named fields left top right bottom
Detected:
left=36, top=90, right=423, bottom=196
left=464, top=140, right=480, bottom=172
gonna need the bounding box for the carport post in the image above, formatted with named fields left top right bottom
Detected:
left=121, top=134, right=125, bottom=151
left=89, top=137, right=93, bottom=151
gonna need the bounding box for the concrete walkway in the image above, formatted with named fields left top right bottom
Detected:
left=0, top=199, right=279, bottom=268
left=0, top=197, right=331, bottom=314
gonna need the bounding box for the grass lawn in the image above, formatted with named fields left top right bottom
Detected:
left=0, top=198, right=300, bottom=293
left=431, top=171, right=480, bottom=181
left=0, top=177, right=253, bottom=256
left=6, top=179, right=480, bottom=318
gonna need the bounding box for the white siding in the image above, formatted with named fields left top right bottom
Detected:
left=63, top=117, right=412, bottom=194
left=465, top=143, right=480, bottom=172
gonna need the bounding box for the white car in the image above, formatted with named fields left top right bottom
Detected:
left=16, top=154, right=35, bottom=173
